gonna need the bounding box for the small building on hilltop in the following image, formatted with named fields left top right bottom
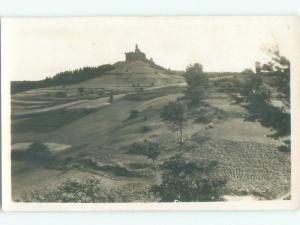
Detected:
left=123, top=44, right=166, bottom=71
left=125, top=44, right=147, bottom=62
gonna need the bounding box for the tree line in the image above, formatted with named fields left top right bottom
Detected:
left=11, top=64, right=114, bottom=94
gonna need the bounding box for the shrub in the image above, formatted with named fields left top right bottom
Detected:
left=128, top=110, right=140, bottom=120
left=11, top=142, right=55, bottom=164
left=78, top=87, right=84, bottom=96
left=23, top=177, right=109, bottom=203
left=141, top=125, right=151, bottom=133
left=108, top=93, right=114, bottom=103
left=127, top=139, right=160, bottom=161
left=194, top=114, right=212, bottom=123
left=55, top=91, right=67, bottom=98
left=151, top=155, right=226, bottom=202
left=278, top=140, right=291, bottom=152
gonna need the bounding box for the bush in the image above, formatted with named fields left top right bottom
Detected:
left=141, top=125, right=151, bottom=133
left=108, top=93, right=114, bottom=103
left=127, top=139, right=160, bottom=160
left=151, top=155, right=226, bottom=202
left=128, top=110, right=140, bottom=120
left=11, top=142, right=55, bottom=164
left=194, top=114, right=212, bottom=123
left=78, top=87, right=84, bottom=96
left=278, top=140, right=291, bottom=152
left=55, top=91, right=67, bottom=98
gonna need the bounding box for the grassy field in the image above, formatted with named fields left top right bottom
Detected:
left=10, top=66, right=290, bottom=202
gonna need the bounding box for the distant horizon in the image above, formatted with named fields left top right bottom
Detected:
left=3, top=17, right=298, bottom=81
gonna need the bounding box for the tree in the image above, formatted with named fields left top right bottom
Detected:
left=270, top=52, right=290, bottom=100
left=161, top=102, right=187, bottom=144
left=151, top=155, right=226, bottom=202
left=239, top=49, right=290, bottom=150
left=11, top=64, right=114, bottom=94
left=241, top=68, right=254, bottom=75
left=184, top=63, right=208, bottom=105
left=255, top=61, right=262, bottom=73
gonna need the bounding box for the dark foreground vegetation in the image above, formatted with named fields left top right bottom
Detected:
left=151, top=155, right=226, bottom=202
left=22, top=177, right=155, bottom=203
left=22, top=156, right=226, bottom=202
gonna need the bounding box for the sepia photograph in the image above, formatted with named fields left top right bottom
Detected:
left=1, top=16, right=300, bottom=211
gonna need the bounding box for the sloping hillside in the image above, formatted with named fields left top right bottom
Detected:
left=11, top=81, right=290, bottom=201
left=66, top=60, right=184, bottom=89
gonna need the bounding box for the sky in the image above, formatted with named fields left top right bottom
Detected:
left=2, top=17, right=299, bottom=81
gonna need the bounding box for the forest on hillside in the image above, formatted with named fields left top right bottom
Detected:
left=11, top=64, right=114, bottom=94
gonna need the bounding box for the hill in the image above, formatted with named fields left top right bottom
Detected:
left=11, top=44, right=183, bottom=94
left=10, top=46, right=290, bottom=202
left=65, top=60, right=183, bottom=90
